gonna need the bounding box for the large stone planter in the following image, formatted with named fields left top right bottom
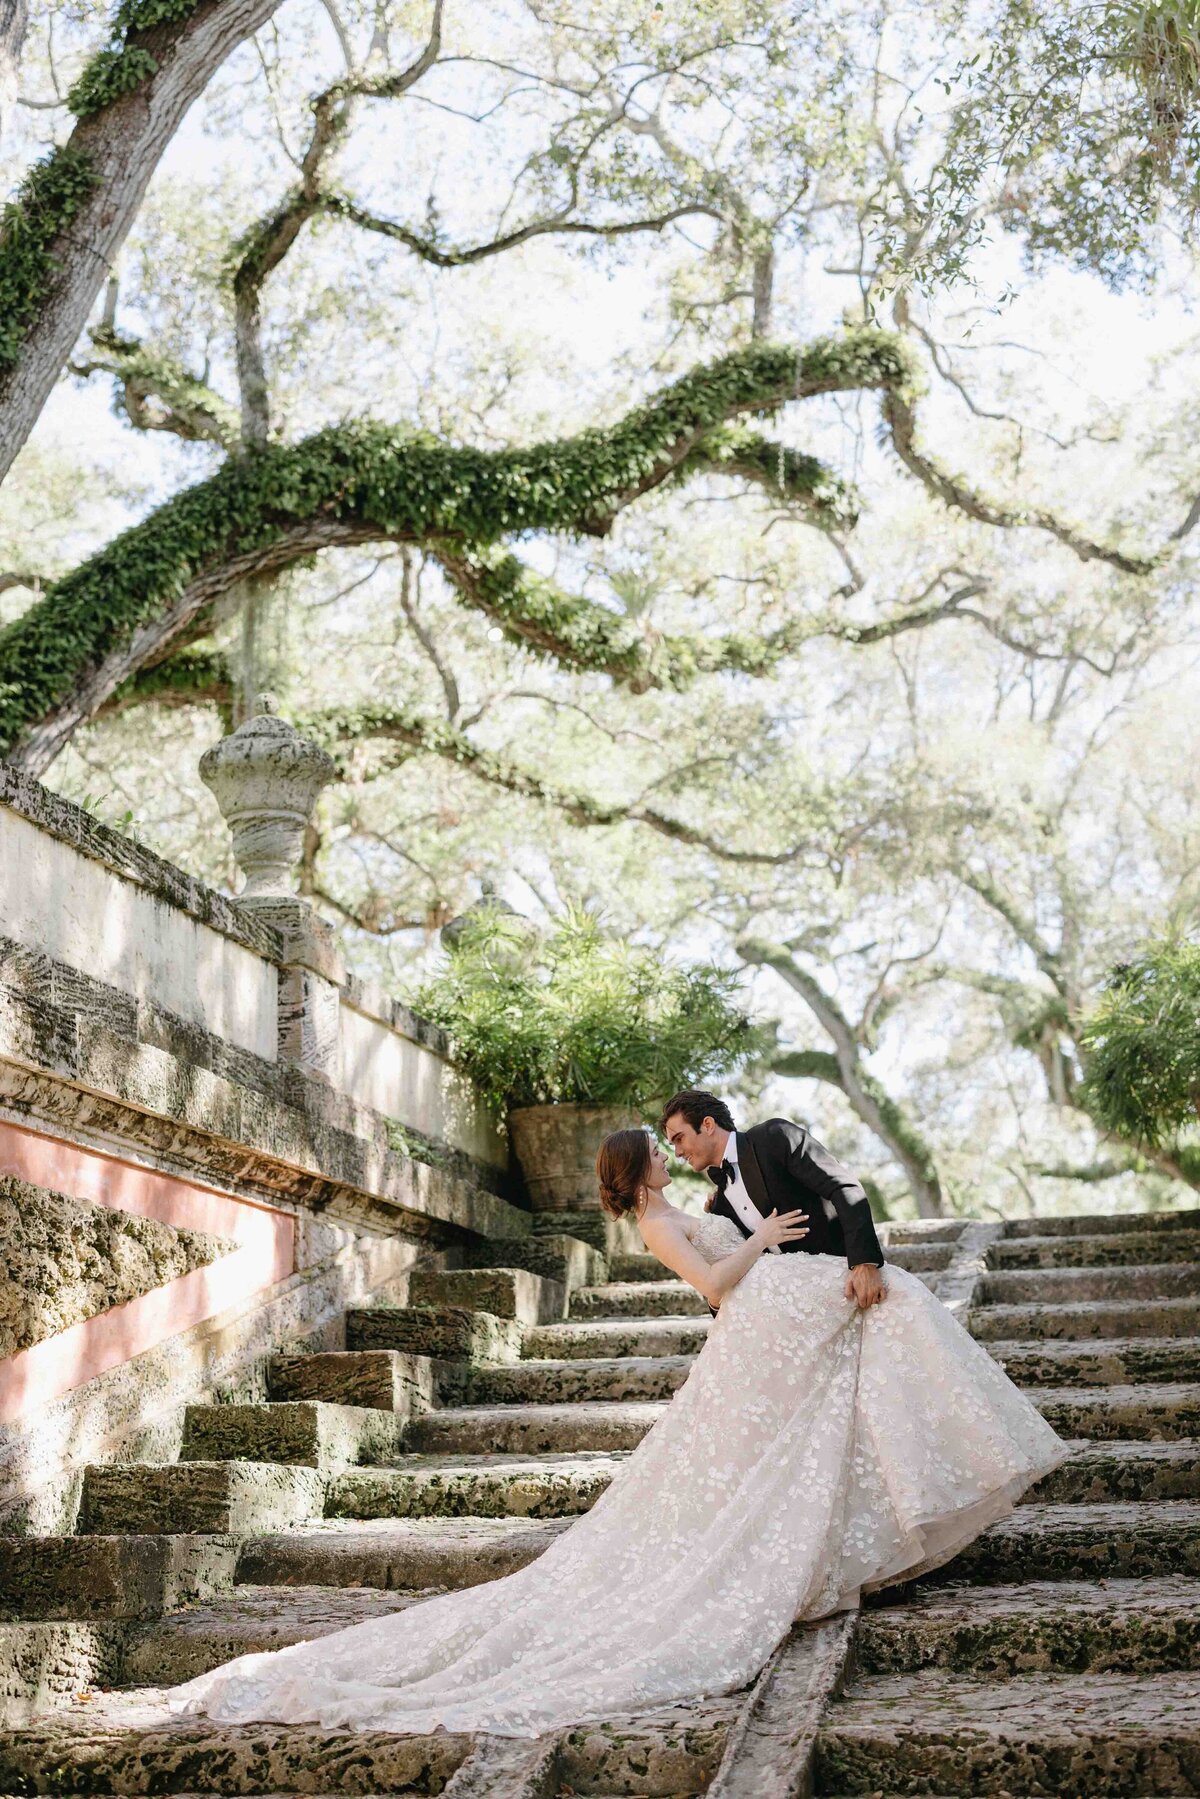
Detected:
left=508, top=1103, right=641, bottom=1212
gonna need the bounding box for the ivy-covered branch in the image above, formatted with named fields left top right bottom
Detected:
left=0, top=329, right=915, bottom=773
left=0, top=0, right=284, bottom=481
left=740, top=934, right=946, bottom=1215
left=71, top=326, right=239, bottom=448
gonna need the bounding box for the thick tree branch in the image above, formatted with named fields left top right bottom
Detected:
left=303, top=704, right=823, bottom=866
left=0, top=329, right=914, bottom=771
left=0, top=0, right=286, bottom=482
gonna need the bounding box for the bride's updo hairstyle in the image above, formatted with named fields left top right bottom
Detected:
left=596, top=1128, right=652, bottom=1220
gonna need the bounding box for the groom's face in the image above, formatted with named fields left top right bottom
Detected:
left=663, top=1112, right=721, bottom=1172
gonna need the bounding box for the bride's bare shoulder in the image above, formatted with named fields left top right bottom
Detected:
left=638, top=1204, right=694, bottom=1246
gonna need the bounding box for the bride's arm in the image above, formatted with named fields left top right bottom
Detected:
left=639, top=1210, right=808, bottom=1308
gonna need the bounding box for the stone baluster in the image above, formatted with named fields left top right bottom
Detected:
left=199, top=693, right=344, bottom=1079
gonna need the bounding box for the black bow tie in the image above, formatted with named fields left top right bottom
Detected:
left=707, top=1158, right=735, bottom=1195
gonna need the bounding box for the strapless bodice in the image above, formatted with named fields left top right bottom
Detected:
left=686, top=1210, right=749, bottom=1263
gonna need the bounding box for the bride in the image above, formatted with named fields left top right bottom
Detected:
left=165, top=1106, right=1072, bottom=1740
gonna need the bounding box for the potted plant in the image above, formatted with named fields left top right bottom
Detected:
left=413, top=905, right=755, bottom=1212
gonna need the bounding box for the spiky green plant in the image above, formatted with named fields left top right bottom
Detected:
left=412, top=904, right=757, bottom=1119
left=1080, top=936, right=1200, bottom=1142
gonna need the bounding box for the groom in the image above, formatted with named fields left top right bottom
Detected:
left=660, top=1089, right=887, bottom=1311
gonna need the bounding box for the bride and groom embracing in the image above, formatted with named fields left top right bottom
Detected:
left=166, top=1090, right=1071, bottom=1739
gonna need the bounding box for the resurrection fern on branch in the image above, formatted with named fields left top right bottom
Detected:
left=1080, top=937, right=1200, bottom=1143
left=412, top=906, right=756, bottom=1118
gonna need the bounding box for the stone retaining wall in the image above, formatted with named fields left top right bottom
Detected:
left=0, top=767, right=521, bottom=1534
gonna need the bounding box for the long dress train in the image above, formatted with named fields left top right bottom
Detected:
left=164, top=1213, right=1072, bottom=1738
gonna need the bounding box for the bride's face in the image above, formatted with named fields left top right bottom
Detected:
left=644, top=1138, right=672, bottom=1192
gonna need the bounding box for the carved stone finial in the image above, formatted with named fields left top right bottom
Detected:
left=200, top=703, right=336, bottom=899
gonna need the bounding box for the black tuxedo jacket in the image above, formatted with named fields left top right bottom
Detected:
left=707, top=1117, right=886, bottom=1271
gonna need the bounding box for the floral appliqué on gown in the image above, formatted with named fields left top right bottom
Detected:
left=165, top=1213, right=1072, bottom=1738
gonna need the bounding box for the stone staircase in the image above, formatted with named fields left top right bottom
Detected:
left=0, top=1207, right=1197, bottom=1794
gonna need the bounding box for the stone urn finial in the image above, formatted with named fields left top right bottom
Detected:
left=440, top=878, right=538, bottom=958
left=200, top=693, right=336, bottom=898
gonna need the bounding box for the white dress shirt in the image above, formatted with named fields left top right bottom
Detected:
left=721, top=1131, right=781, bottom=1252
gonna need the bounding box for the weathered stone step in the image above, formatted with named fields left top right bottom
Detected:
left=326, top=1450, right=622, bottom=1520
left=1003, top=1206, right=1200, bottom=1238
left=0, top=1536, right=238, bottom=1623
left=0, top=1690, right=470, bottom=1793
left=980, top=1260, right=1200, bottom=1305
left=570, top=1280, right=707, bottom=1319
left=0, top=1686, right=734, bottom=1796
left=266, top=1349, right=439, bottom=1413
left=526, top=1315, right=710, bottom=1360
left=408, top=1265, right=564, bottom=1325
left=467, top=1232, right=607, bottom=1290
left=347, top=1303, right=523, bottom=1363
left=0, top=1621, right=126, bottom=1724
left=235, top=1515, right=566, bottom=1592
left=814, top=1669, right=1200, bottom=1795
left=79, top=1462, right=325, bottom=1536
left=968, top=1294, right=1200, bottom=1343
left=1032, top=1438, right=1200, bottom=1504
left=181, top=1400, right=404, bottom=1469
left=406, top=1400, right=663, bottom=1456
left=459, top=1353, right=693, bottom=1407
left=860, top=1575, right=1200, bottom=1676
left=120, top=1584, right=418, bottom=1686
left=603, top=1251, right=664, bottom=1283
left=990, top=1227, right=1200, bottom=1269
left=991, top=1334, right=1200, bottom=1389
left=911, top=1500, right=1200, bottom=1587
left=1030, top=1379, right=1200, bottom=1440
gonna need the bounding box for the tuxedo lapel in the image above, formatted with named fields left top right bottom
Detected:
left=737, top=1131, right=773, bottom=1221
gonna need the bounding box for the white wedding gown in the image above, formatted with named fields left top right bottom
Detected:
left=165, top=1214, right=1072, bottom=1738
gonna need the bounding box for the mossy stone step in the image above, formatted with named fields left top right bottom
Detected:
left=0, top=1686, right=735, bottom=1797
left=80, top=1462, right=326, bottom=1536
left=1029, top=1379, right=1200, bottom=1440
left=1031, top=1438, right=1200, bottom=1504
left=525, top=1316, right=710, bottom=1360
left=813, top=1669, right=1200, bottom=1795
left=0, top=1536, right=239, bottom=1623
left=968, top=1295, right=1200, bottom=1343
left=859, top=1575, right=1200, bottom=1676
left=570, top=1280, right=707, bottom=1320
left=181, top=1401, right=405, bottom=1469
left=119, top=1584, right=418, bottom=1686
left=979, top=1261, right=1200, bottom=1306
left=347, top=1303, right=523, bottom=1363
left=326, top=1449, right=622, bottom=1521
left=990, top=1334, right=1200, bottom=1389
left=912, top=1501, right=1200, bottom=1587
left=408, top=1265, right=565, bottom=1325
left=990, top=1228, right=1200, bottom=1269
left=235, top=1513, right=566, bottom=1592
left=1002, top=1207, right=1200, bottom=1238
left=458, top=1353, right=694, bottom=1407
left=266, top=1349, right=439, bottom=1413
left=0, top=1689, right=470, bottom=1793
left=0, top=1621, right=126, bottom=1725
left=406, top=1400, right=663, bottom=1456
left=467, top=1233, right=606, bottom=1290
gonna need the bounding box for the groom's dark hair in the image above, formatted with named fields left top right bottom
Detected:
left=660, top=1089, right=735, bottom=1134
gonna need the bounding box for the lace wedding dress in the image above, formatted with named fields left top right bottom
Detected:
left=165, top=1214, right=1072, bottom=1738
